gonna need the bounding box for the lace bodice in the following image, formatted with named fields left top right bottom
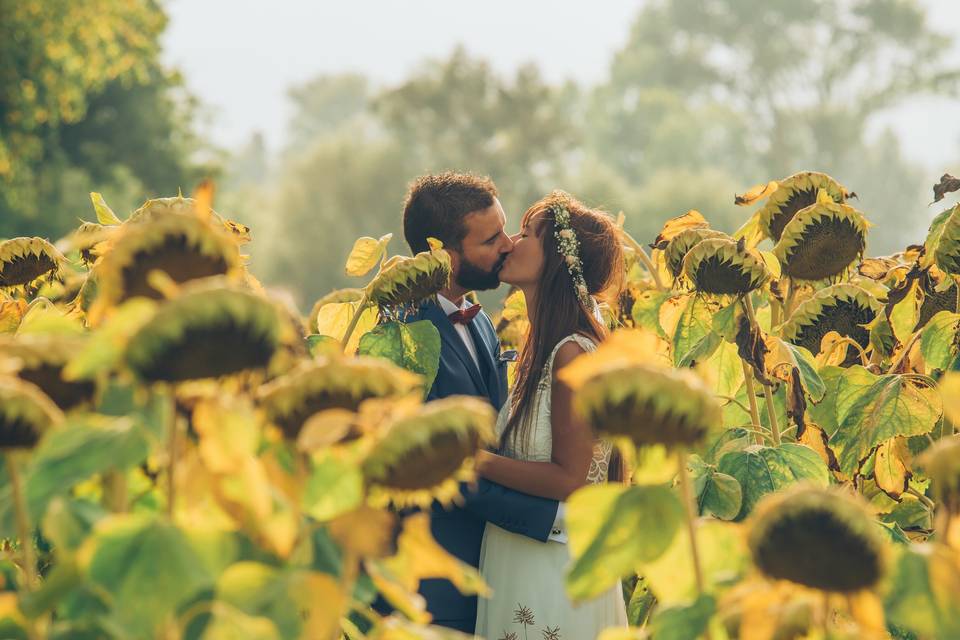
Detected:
left=494, top=334, right=613, bottom=484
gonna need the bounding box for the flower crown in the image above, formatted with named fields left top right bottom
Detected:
left=549, top=202, right=594, bottom=309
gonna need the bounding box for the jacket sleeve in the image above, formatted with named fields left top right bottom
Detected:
left=459, top=477, right=559, bottom=543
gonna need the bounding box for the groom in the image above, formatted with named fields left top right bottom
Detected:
left=402, top=172, right=565, bottom=633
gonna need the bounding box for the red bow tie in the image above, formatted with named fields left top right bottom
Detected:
left=448, top=303, right=482, bottom=324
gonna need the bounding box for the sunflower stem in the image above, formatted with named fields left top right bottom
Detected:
left=340, top=295, right=370, bottom=352
left=619, top=229, right=666, bottom=292
left=676, top=450, right=713, bottom=640
left=102, top=469, right=128, bottom=513
left=5, top=452, right=42, bottom=640
left=165, top=390, right=178, bottom=520
left=740, top=361, right=764, bottom=446
left=741, top=295, right=781, bottom=447
left=782, top=277, right=796, bottom=321
left=907, top=486, right=936, bottom=511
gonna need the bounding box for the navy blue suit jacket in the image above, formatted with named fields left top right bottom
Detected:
left=411, top=300, right=560, bottom=632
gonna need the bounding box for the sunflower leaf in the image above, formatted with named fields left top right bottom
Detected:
left=89, top=192, right=122, bottom=225
left=345, top=234, right=392, bottom=277
left=358, top=320, right=440, bottom=390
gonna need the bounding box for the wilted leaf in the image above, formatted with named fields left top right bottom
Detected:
left=346, top=234, right=392, bottom=277
left=653, top=210, right=709, bottom=247
left=736, top=315, right=770, bottom=385
left=932, top=173, right=960, bottom=203
left=872, top=437, right=913, bottom=500
left=796, top=422, right=840, bottom=473
left=735, top=181, right=778, bottom=206
left=631, top=290, right=673, bottom=339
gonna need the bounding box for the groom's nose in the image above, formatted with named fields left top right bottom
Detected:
left=497, top=232, right=514, bottom=254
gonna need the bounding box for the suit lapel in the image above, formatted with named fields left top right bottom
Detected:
left=421, top=301, right=488, bottom=395
left=467, top=314, right=502, bottom=409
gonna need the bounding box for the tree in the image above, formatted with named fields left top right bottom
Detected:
left=0, top=0, right=206, bottom=238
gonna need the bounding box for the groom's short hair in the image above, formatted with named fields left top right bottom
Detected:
left=403, top=172, right=499, bottom=253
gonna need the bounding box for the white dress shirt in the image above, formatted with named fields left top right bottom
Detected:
left=436, top=294, right=568, bottom=544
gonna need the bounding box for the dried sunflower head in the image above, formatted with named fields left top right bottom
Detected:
left=748, top=484, right=887, bottom=593
left=933, top=204, right=960, bottom=276
left=682, top=238, right=770, bottom=296
left=90, top=213, right=243, bottom=318
left=362, top=395, right=495, bottom=507
left=780, top=284, right=880, bottom=365
left=128, top=195, right=251, bottom=244
left=0, top=237, right=70, bottom=290
left=0, top=335, right=95, bottom=410
left=917, top=436, right=960, bottom=516
left=257, top=356, right=422, bottom=440
left=125, top=282, right=281, bottom=383
left=366, top=244, right=451, bottom=309
left=0, top=377, right=64, bottom=450
left=664, top=228, right=730, bottom=278
left=757, top=172, right=850, bottom=242
left=772, top=190, right=868, bottom=281
left=571, top=362, right=721, bottom=449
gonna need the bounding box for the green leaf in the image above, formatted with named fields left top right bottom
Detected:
left=42, top=497, right=106, bottom=555
left=631, top=290, right=673, bottom=339
left=625, top=576, right=656, bottom=627
left=0, top=416, right=151, bottom=536
left=717, top=444, right=829, bottom=520
left=566, top=484, right=683, bottom=600
left=201, top=604, right=280, bottom=640
left=81, top=515, right=213, bottom=637
left=63, top=298, right=157, bottom=380
left=702, top=340, right=744, bottom=399
left=344, top=233, right=392, bottom=277
left=782, top=343, right=825, bottom=402
left=303, top=451, right=363, bottom=521
left=711, top=301, right=738, bottom=342
left=649, top=594, right=716, bottom=640
left=89, top=192, right=122, bottom=225
left=806, top=365, right=846, bottom=435
left=305, top=334, right=341, bottom=358
left=884, top=543, right=960, bottom=639
left=688, top=455, right=741, bottom=520
left=358, top=320, right=441, bottom=389
left=831, top=373, right=942, bottom=477
left=19, top=559, right=83, bottom=619
left=673, top=295, right=714, bottom=367
left=920, top=310, right=960, bottom=371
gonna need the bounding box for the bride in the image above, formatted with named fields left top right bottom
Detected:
left=473, top=191, right=628, bottom=639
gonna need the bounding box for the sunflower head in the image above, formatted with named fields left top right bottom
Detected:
left=128, top=195, right=250, bottom=243
left=664, top=228, right=729, bottom=278
left=58, top=222, right=116, bottom=266
left=0, top=377, right=64, bottom=451
left=682, top=238, right=770, bottom=296
left=933, top=204, right=960, bottom=276
left=917, top=436, right=960, bottom=515
left=571, top=362, right=720, bottom=449
left=366, top=244, right=451, bottom=309
left=780, top=284, right=880, bottom=365
left=0, top=238, right=70, bottom=290
left=772, top=190, right=868, bottom=281
left=257, top=356, right=422, bottom=440
left=748, top=484, right=887, bottom=593
left=90, top=213, right=243, bottom=319
left=125, top=281, right=281, bottom=383
left=362, top=396, right=495, bottom=508
left=0, top=335, right=96, bottom=410
left=757, top=172, right=850, bottom=242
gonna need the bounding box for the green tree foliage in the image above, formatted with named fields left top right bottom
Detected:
left=0, top=0, right=206, bottom=238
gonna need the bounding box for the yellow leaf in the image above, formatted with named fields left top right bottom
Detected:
left=797, top=422, right=841, bottom=474
left=734, top=181, right=778, bottom=206
left=858, top=257, right=899, bottom=281
left=292, top=571, right=349, bottom=639
left=874, top=437, right=913, bottom=500
left=847, top=590, right=886, bottom=637
left=817, top=330, right=849, bottom=367
left=89, top=191, right=122, bottom=225
left=426, top=237, right=443, bottom=251
left=889, top=280, right=920, bottom=343
left=653, top=210, right=709, bottom=246
left=193, top=397, right=260, bottom=474
left=733, top=210, right=766, bottom=249
left=191, top=178, right=215, bottom=222
left=345, top=233, right=392, bottom=277
left=658, top=294, right=691, bottom=340
left=329, top=506, right=397, bottom=559
left=296, top=409, right=356, bottom=452
left=381, top=513, right=490, bottom=597
left=315, top=301, right=378, bottom=353
left=0, top=298, right=27, bottom=334
left=757, top=250, right=782, bottom=279
left=598, top=629, right=646, bottom=640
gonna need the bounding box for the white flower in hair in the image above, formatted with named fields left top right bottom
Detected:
left=559, top=229, right=575, bottom=240
left=565, top=255, right=578, bottom=267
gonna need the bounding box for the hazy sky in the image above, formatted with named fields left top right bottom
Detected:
left=162, top=0, right=960, bottom=168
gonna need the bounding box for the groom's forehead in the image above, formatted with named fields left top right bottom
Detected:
left=464, top=198, right=506, bottom=237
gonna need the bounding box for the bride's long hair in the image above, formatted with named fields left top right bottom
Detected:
left=500, top=192, right=625, bottom=479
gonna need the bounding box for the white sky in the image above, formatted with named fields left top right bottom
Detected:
left=162, top=0, right=960, bottom=168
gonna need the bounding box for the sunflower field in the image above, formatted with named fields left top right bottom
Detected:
left=0, top=171, right=959, bottom=640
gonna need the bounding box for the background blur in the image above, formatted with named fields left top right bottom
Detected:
left=3, top=0, right=959, bottom=310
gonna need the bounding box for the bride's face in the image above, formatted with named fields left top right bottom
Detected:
left=497, top=212, right=545, bottom=287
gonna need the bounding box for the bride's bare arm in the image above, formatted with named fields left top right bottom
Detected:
left=475, top=341, right=593, bottom=501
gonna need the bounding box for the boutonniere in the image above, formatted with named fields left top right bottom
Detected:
left=498, top=349, right=518, bottom=363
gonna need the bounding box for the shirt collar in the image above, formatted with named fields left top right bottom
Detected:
left=436, top=293, right=471, bottom=315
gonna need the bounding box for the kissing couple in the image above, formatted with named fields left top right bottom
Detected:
left=383, top=172, right=629, bottom=638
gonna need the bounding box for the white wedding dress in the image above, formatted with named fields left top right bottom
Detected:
left=474, top=334, right=628, bottom=640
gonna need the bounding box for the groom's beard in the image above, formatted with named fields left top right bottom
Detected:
left=456, top=254, right=506, bottom=291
